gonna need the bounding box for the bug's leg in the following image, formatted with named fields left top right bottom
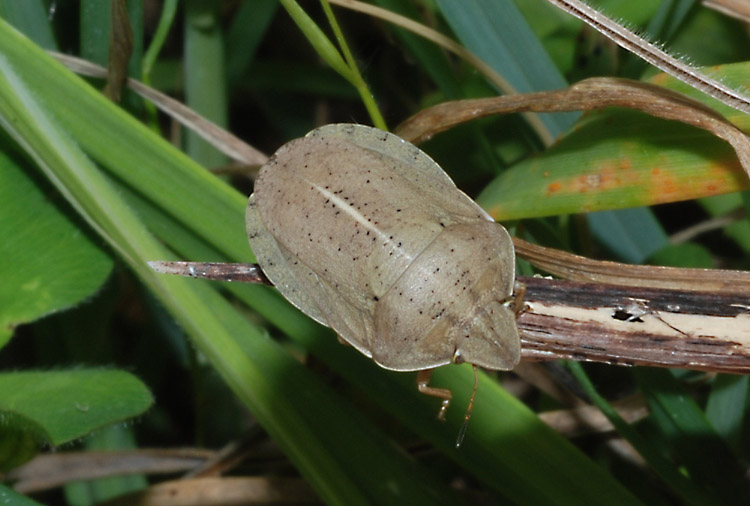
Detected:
left=416, top=369, right=452, bottom=421
left=455, top=364, right=479, bottom=448
left=508, top=280, right=528, bottom=316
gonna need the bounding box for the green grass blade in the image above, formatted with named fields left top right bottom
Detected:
left=0, top=27, right=251, bottom=262
left=80, top=0, right=110, bottom=65
left=0, top=484, right=44, bottom=506
left=320, top=0, right=386, bottom=129
left=436, top=0, right=576, bottom=136
left=587, top=208, right=669, bottom=263
left=226, top=0, right=277, bottom=86
left=0, top=0, right=55, bottom=49
left=0, top=22, right=461, bottom=506
left=706, top=374, right=749, bottom=451
left=567, top=362, right=721, bottom=506
left=635, top=368, right=750, bottom=505
left=0, top=370, right=153, bottom=447
left=184, top=0, right=227, bottom=166
left=279, top=0, right=352, bottom=82
left=142, top=0, right=177, bottom=79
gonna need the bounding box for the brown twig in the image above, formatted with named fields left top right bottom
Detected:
left=519, top=276, right=750, bottom=374
left=147, top=261, right=269, bottom=284
left=148, top=260, right=750, bottom=374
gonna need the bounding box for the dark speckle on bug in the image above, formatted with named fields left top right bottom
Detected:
left=245, top=123, right=520, bottom=408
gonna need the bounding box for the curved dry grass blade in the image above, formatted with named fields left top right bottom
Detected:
left=397, top=77, right=750, bottom=177
left=704, top=0, right=750, bottom=23
left=9, top=449, right=215, bottom=494
left=402, top=77, right=750, bottom=171
left=514, top=237, right=750, bottom=294
left=51, top=52, right=268, bottom=166
left=538, top=395, right=649, bottom=437
left=670, top=208, right=746, bottom=244
left=546, top=0, right=750, bottom=114
left=94, top=477, right=317, bottom=506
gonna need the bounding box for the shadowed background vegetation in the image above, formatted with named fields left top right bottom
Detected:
left=1, top=1, right=750, bottom=505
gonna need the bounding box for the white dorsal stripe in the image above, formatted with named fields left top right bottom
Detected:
left=310, top=181, right=394, bottom=244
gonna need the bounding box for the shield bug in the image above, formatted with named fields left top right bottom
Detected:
left=246, top=123, right=521, bottom=415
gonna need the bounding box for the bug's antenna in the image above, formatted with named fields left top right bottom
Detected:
left=455, top=364, right=479, bottom=448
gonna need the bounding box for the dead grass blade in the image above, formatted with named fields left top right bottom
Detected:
left=397, top=78, right=750, bottom=179
left=51, top=52, right=268, bottom=166
left=703, top=0, right=750, bottom=23
left=547, top=0, right=750, bottom=114
left=513, top=237, right=750, bottom=295
left=103, top=0, right=133, bottom=102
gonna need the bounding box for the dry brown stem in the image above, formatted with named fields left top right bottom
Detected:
left=396, top=78, right=750, bottom=179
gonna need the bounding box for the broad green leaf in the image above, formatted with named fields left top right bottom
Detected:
left=0, top=22, right=459, bottom=505
left=478, top=63, right=750, bottom=221
left=438, top=0, right=668, bottom=262
left=0, top=12, right=651, bottom=506
left=0, top=147, right=112, bottom=348
left=0, top=370, right=153, bottom=447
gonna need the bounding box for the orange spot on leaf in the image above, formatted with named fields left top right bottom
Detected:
left=547, top=182, right=562, bottom=194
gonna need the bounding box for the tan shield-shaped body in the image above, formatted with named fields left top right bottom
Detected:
left=246, top=124, right=519, bottom=372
